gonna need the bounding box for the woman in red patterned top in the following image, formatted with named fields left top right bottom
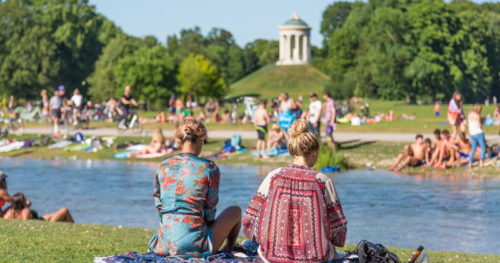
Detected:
left=243, top=119, right=347, bottom=263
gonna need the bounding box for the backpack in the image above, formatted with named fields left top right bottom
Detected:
left=340, top=240, right=401, bottom=263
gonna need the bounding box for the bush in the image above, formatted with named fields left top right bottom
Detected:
left=314, top=144, right=350, bottom=171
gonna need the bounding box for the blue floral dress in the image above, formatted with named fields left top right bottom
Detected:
left=148, top=153, right=220, bottom=259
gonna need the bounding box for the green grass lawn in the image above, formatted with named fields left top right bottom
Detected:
left=21, top=99, right=499, bottom=135
left=1, top=219, right=498, bottom=263
left=230, top=64, right=330, bottom=97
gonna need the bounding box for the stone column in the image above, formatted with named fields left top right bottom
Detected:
left=303, top=35, right=308, bottom=63
left=294, top=33, right=300, bottom=62
left=279, top=33, right=284, bottom=61
left=289, top=33, right=293, bottom=61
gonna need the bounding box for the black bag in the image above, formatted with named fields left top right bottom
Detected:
left=340, top=240, right=401, bottom=263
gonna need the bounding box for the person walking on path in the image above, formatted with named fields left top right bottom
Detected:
left=323, top=91, right=337, bottom=149
left=307, top=92, right=322, bottom=137
left=253, top=100, right=271, bottom=159
left=49, top=86, right=65, bottom=135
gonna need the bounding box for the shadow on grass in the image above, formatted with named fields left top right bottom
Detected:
left=338, top=140, right=377, bottom=150
left=8, top=150, right=33, bottom=157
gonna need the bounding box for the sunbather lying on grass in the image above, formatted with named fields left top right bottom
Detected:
left=128, top=128, right=169, bottom=158
left=3, top=192, right=73, bottom=222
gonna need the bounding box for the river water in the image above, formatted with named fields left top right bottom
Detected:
left=1, top=158, right=499, bottom=255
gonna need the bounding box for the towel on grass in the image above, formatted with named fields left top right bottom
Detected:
left=94, top=251, right=261, bottom=263
left=251, top=148, right=290, bottom=157
left=0, top=141, right=25, bottom=152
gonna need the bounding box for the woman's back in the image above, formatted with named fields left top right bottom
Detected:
left=154, top=153, right=219, bottom=217
left=244, top=165, right=347, bottom=263
left=149, top=152, right=220, bottom=258
left=3, top=207, right=31, bottom=220
left=468, top=111, right=483, bottom=135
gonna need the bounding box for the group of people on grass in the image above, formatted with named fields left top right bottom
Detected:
left=0, top=172, right=74, bottom=223
left=253, top=91, right=337, bottom=158
left=145, top=118, right=347, bottom=262
left=390, top=101, right=497, bottom=172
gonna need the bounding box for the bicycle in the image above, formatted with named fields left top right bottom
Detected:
left=117, top=110, right=143, bottom=134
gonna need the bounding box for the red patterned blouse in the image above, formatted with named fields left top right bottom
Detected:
left=243, top=164, right=347, bottom=263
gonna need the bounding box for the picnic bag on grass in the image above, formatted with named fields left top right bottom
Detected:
left=340, top=240, right=401, bottom=263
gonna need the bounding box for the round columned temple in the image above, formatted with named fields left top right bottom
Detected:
left=277, top=12, right=311, bottom=66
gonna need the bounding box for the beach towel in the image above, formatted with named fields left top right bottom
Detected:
left=64, top=144, right=89, bottom=152
left=114, top=148, right=174, bottom=159
left=133, top=148, right=173, bottom=159
left=0, top=141, right=25, bottom=153
left=48, top=140, right=73, bottom=149
left=126, top=144, right=147, bottom=151
left=251, top=148, right=290, bottom=157
left=94, top=251, right=261, bottom=263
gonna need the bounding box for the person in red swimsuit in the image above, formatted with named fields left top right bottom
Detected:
left=0, top=171, right=13, bottom=218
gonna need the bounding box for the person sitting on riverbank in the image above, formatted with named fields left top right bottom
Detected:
left=266, top=123, right=287, bottom=152
left=429, top=129, right=444, bottom=166
left=450, top=132, right=475, bottom=167
left=148, top=119, right=241, bottom=259
left=435, top=129, right=455, bottom=168
left=243, top=119, right=347, bottom=262
left=389, top=134, right=427, bottom=171
left=0, top=172, right=13, bottom=218
left=3, top=192, right=74, bottom=222
left=127, top=128, right=170, bottom=158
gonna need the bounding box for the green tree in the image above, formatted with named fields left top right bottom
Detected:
left=320, top=1, right=358, bottom=49
left=0, top=0, right=116, bottom=99
left=114, top=46, right=176, bottom=110
left=177, top=54, right=227, bottom=99
left=88, top=35, right=143, bottom=102
left=243, top=39, right=279, bottom=67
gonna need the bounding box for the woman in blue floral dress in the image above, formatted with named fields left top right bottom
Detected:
left=148, top=119, right=241, bottom=259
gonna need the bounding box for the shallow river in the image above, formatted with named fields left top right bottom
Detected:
left=1, top=158, right=499, bottom=255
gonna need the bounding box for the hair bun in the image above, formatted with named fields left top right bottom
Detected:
left=175, top=119, right=207, bottom=144
left=288, top=119, right=308, bottom=139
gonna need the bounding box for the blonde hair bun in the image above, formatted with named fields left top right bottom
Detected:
left=288, top=119, right=309, bottom=139
left=287, top=119, right=320, bottom=157
left=175, top=118, right=207, bottom=144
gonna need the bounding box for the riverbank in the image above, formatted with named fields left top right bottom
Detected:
left=1, top=219, right=498, bottom=262
left=1, top=134, right=498, bottom=176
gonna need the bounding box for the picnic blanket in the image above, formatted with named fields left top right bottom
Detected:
left=48, top=140, right=73, bottom=149
left=251, top=148, right=290, bottom=157
left=94, top=251, right=261, bottom=263
left=114, top=148, right=174, bottom=159
left=0, top=141, right=25, bottom=152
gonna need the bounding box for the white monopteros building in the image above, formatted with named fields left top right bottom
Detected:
left=277, top=12, right=311, bottom=66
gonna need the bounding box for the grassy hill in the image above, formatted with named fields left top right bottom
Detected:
left=230, top=64, right=330, bottom=97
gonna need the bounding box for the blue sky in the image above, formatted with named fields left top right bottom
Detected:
left=88, top=0, right=333, bottom=47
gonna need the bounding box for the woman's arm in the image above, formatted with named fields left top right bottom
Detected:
left=205, top=163, right=220, bottom=223
left=153, top=168, right=164, bottom=212
left=322, top=177, right=347, bottom=247
left=0, top=189, right=12, bottom=203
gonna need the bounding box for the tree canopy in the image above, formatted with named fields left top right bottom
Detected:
left=322, top=0, right=499, bottom=102
left=0, top=0, right=119, bottom=99
left=177, top=54, right=227, bottom=100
